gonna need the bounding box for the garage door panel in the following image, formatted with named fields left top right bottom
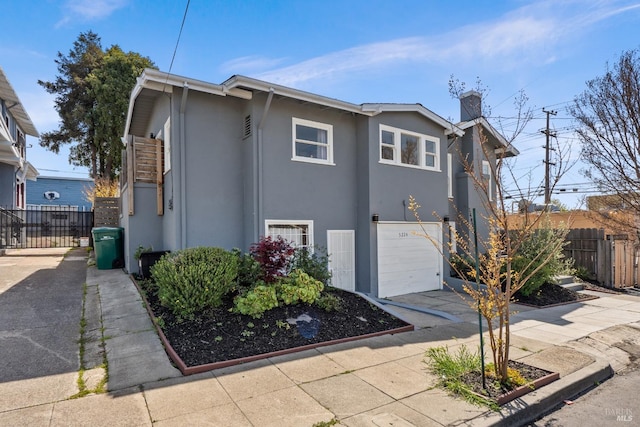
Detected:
left=377, top=222, right=442, bottom=298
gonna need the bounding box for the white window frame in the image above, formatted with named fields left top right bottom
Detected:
left=265, top=219, right=314, bottom=250
left=482, top=160, right=492, bottom=201
left=291, top=118, right=334, bottom=165
left=379, top=124, right=440, bottom=171
left=447, top=153, right=453, bottom=198
left=163, top=117, right=171, bottom=173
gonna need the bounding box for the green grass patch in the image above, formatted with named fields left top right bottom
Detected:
left=425, top=345, right=498, bottom=410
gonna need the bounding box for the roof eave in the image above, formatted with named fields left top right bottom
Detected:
left=457, top=118, right=518, bottom=157
left=362, top=103, right=464, bottom=136
left=123, top=69, right=254, bottom=139
left=223, top=75, right=366, bottom=115
left=0, top=67, right=39, bottom=137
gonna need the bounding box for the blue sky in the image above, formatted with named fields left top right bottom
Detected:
left=3, top=0, right=640, bottom=208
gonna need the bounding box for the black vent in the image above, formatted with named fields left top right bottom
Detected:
left=243, top=115, right=252, bottom=138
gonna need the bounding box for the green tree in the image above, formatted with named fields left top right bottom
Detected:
left=412, top=77, right=572, bottom=386
left=39, top=31, right=104, bottom=176
left=38, top=31, right=155, bottom=179
left=87, top=46, right=155, bottom=178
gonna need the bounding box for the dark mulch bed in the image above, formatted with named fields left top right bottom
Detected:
left=136, top=280, right=410, bottom=367
left=513, top=282, right=592, bottom=307
left=461, top=360, right=553, bottom=400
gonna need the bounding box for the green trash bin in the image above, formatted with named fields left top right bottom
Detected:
left=92, top=227, right=124, bottom=270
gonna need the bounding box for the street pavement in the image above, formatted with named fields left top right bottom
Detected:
left=1, top=248, right=640, bottom=426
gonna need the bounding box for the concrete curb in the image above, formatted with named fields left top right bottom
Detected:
left=468, top=358, right=614, bottom=426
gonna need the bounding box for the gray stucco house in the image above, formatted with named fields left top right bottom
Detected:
left=0, top=66, right=39, bottom=209
left=120, top=69, right=516, bottom=298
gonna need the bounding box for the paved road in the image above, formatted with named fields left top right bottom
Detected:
left=0, top=248, right=87, bottom=383
left=532, top=340, right=640, bottom=426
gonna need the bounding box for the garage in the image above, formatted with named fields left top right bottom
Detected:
left=377, top=222, right=442, bottom=298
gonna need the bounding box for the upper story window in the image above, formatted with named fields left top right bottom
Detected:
left=292, top=118, right=334, bottom=165
left=379, top=124, right=440, bottom=171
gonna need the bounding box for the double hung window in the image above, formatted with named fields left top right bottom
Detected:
left=292, top=118, right=333, bottom=165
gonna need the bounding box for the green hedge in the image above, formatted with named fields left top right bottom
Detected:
left=151, top=247, right=239, bottom=320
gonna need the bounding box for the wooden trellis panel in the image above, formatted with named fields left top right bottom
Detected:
left=94, top=197, right=120, bottom=227
left=127, top=136, right=164, bottom=216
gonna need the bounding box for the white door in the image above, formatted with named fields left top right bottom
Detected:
left=327, top=230, right=355, bottom=291
left=377, top=222, right=442, bottom=298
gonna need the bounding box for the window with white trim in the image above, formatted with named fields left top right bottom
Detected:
left=482, top=160, right=492, bottom=201
left=292, top=118, right=333, bottom=164
left=265, top=220, right=313, bottom=250
left=379, top=124, right=440, bottom=170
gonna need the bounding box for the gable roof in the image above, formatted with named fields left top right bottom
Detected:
left=124, top=69, right=464, bottom=138
left=362, top=103, right=464, bottom=136
left=0, top=67, right=39, bottom=137
left=456, top=117, right=519, bottom=157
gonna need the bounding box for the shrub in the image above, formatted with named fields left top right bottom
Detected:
left=449, top=253, right=476, bottom=279
left=512, top=219, right=573, bottom=297
left=277, top=269, right=324, bottom=305
left=151, top=247, right=239, bottom=320
left=233, top=270, right=324, bottom=318
left=314, top=292, right=343, bottom=312
left=250, top=236, right=295, bottom=283
left=233, top=284, right=279, bottom=318
left=234, top=249, right=262, bottom=293
left=290, top=246, right=332, bottom=285
left=574, top=265, right=592, bottom=281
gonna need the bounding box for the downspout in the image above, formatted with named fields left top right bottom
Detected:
left=256, top=88, right=274, bottom=240
left=179, top=82, right=189, bottom=249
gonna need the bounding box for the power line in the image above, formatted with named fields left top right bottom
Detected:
left=163, top=0, right=191, bottom=91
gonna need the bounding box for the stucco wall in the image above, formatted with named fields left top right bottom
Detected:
left=258, top=97, right=359, bottom=251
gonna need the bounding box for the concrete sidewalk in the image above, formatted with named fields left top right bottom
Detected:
left=2, top=251, right=640, bottom=426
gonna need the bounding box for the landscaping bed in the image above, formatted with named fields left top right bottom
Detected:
left=460, top=360, right=558, bottom=406
left=513, top=282, right=596, bottom=307
left=135, top=278, right=413, bottom=374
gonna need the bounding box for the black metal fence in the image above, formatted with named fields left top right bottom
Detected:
left=0, top=206, right=93, bottom=249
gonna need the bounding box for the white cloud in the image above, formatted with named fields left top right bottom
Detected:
left=220, top=55, right=287, bottom=75
left=56, top=0, right=129, bottom=28
left=257, top=37, right=431, bottom=86
left=255, top=0, right=640, bottom=87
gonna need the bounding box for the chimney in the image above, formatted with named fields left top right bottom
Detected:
left=459, top=90, right=482, bottom=121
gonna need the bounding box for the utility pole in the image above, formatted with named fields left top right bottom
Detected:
left=542, top=108, right=557, bottom=205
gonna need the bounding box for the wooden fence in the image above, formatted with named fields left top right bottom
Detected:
left=564, top=228, right=637, bottom=288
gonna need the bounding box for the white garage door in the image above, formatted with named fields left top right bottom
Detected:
left=377, top=222, right=442, bottom=298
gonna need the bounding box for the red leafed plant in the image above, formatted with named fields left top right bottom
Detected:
left=249, top=236, right=296, bottom=283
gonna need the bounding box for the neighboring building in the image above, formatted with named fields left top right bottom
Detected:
left=120, top=69, right=515, bottom=297
left=27, top=176, right=94, bottom=211
left=0, top=66, right=39, bottom=209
